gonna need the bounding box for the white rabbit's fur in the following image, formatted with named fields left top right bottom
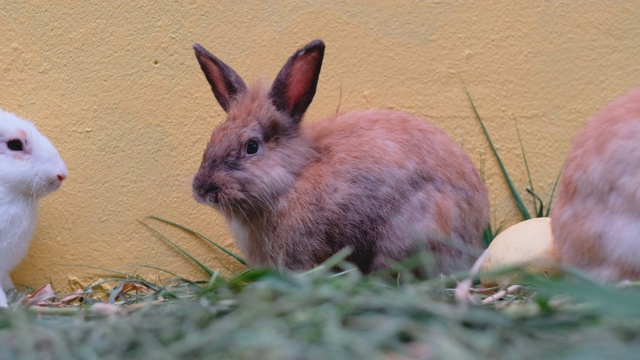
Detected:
left=0, top=108, right=67, bottom=307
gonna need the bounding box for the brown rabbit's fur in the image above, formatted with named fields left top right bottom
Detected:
left=192, top=40, right=489, bottom=274
left=552, top=87, right=640, bottom=281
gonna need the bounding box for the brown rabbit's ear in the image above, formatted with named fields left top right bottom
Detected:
left=193, top=43, right=247, bottom=112
left=269, top=40, right=325, bottom=124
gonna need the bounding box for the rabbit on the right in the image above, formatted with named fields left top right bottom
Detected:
left=552, top=87, right=640, bottom=281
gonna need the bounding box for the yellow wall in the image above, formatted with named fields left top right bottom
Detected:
left=1, top=1, right=639, bottom=292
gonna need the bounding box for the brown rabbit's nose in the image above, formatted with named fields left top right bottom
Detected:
left=199, top=183, right=219, bottom=198
left=193, top=176, right=220, bottom=204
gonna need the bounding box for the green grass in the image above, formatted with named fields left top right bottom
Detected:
left=1, top=220, right=639, bottom=359
left=2, top=259, right=640, bottom=359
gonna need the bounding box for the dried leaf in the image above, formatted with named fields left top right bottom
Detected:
left=59, top=289, right=87, bottom=304
left=121, top=282, right=152, bottom=295
left=22, top=284, right=56, bottom=307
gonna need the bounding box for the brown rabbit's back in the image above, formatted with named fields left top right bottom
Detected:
left=256, top=110, right=489, bottom=273
left=552, top=87, right=640, bottom=281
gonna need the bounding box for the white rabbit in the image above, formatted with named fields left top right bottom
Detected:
left=0, top=108, right=67, bottom=307
left=192, top=40, right=489, bottom=274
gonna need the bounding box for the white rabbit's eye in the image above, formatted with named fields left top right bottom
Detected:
left=7, top=139, right=23, bottom=151
left=246, top=139, right=259, bottom=155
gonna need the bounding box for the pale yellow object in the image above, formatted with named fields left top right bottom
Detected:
left=0, top=2, right=638, bottom=292
left=481, top=218, right=560, bottom=287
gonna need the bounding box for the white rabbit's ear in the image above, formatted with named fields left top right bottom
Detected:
left=269, top=40, right=325, bottom=124
left=193, top=43, right=247, bottom=112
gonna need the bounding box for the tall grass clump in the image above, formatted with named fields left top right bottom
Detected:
left=466, top=90, right=562, bottom=244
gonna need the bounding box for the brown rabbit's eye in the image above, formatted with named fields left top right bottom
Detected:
left=7, top=139, right=23, bottom=151
left=246, top=139, right=259, bottom=155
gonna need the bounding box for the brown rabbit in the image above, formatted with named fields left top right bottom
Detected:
left=192, top=40, right=489, bottom=274
left=552, top=87, right=640, bottom=281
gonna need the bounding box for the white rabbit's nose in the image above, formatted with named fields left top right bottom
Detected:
left=56, top=162, right=69, bottom=182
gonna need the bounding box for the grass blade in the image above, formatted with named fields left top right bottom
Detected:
left=107, top=282, right=126, bottom=304
left=147, top=216, right=246, bottom=266
left=545, top=166, right=563, bottom=217
left=525, top=189, right=546, bottom=218
left=482, top=223, right=494, bottom=248
left=53, top=264, right=131, bottom=279
left=302, top=247, right=353, bottom=277
left=514, top=118, right=542, bottom=216
left=139, top=220, right=214, bottom=277
left=466, top=90, right=531, bottom=220
left=128, top=264, right=196, bottom=282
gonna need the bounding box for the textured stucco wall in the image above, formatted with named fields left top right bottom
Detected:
left=1, top=1, right=639, bottom=291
